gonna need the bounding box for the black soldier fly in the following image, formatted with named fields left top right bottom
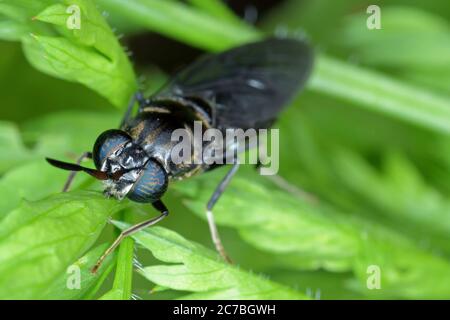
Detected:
left=46, top=38, right=313, bottom=273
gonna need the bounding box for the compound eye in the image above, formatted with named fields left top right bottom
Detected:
left=127, top=159, right=168, bottom=203
left=93, top=130, right=132, bottom=169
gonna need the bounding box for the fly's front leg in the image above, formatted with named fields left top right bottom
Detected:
left=62, top=151, right=92, bottom=192
left=206, top=160, right=240, bottom=264
left=119, top=92, right=146, bottom=128
left=91, top=200, right=169, bottom=274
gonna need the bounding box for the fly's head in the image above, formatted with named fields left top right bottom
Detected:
left=46, top=129, right=168, bottom=203
left=93, top=129, right=168, bottom=202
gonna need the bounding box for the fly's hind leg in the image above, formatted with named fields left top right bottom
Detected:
left=256, top=142, right=317, bottom=203
left=206, top=160, right=240, bottom=264
left=62, top=151, right=92, bottom=192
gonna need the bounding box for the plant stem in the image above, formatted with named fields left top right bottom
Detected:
left=109, top=212, right=135, bottom=300
left=309, top=54, right=450, bottom=135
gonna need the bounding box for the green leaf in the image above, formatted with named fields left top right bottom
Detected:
left=0, top=110, right=120, bottom=175
left=173, top=168, right=358, bottom=272
left=1, top=0, right=136, bottom=108
left=0, top=160, right=92, bottom=219
left=0, top=14, right=28, bottom=41
left=353, top=232, right=450, bottom=299
left=340, top=7, right=450, bottom=69
left=114, top=222, right=308, bottom=300
left=270, top=270, right=361, bottom=300
left=333, top=150, right=450, bottom=253
left=22, top=110, right=120, bottom=155
left=309, top=54, right=450, bottom=135
left=172, top=168, right=450, bottom=299
left=41, top=243, right=116, bottom=299
left=0, top=110, right=120, bottom=174
left=0, top=191, right=124, bottom=299
left=0, top=1, right=53, bottom=40
left=338, top=6, right=450, bottom=96
left=0, top=121, right=33, bottom=173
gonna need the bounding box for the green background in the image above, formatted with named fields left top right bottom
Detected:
left=0, top=0, right=449, bottom=299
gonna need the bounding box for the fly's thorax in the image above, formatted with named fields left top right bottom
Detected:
left=122, top=112, right=202, bottom=180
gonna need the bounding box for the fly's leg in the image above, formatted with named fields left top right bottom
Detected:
left=256, top=142, right=317, bottom=203
left=119, top=92, right=146, bottom=128
left=206, top=160, right=240, bottom=264
left=91, top=200, right=169, bottom=274
left=62, top=151, right=93, bottom=192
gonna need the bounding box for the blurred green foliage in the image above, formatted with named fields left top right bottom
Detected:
left=0, top=0, right=449, bottom=299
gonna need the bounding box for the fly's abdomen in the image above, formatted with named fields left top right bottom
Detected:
left=123, top=112, right=203, bottom=180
